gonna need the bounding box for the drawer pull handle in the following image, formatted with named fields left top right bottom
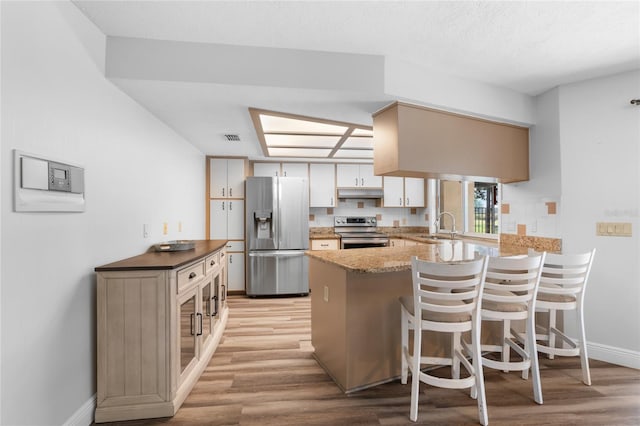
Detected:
left=189, top=272, right=197, bottom=279
left=210, top=260, right=215, bottom=266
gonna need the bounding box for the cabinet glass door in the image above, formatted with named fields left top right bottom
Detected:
left=178, top=292, right=197, bottom=375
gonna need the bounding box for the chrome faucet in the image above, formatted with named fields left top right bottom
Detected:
left=436, top=211, right=457, bottom=239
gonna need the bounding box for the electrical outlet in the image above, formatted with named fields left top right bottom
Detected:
left=143, top=224, right=149, bottom=238
left=163, top=222, right=168, bottom=235
left=178, top=221, right=183, bottom=232
left=323, top=286, right=329, bottom=302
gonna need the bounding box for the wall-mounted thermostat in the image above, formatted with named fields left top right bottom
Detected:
left=14, top=150, right=85, bottom=212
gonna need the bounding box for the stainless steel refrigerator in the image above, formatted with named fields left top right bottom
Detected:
left=246, top=176, right=309, bottom=296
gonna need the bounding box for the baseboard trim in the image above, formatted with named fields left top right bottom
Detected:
left=587, top=341, right=640, bottom=370
left=63, top=394, right=95, bottom=426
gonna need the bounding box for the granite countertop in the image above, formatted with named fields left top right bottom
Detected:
left=95, top=240, right=228, bottom=271
left=305, top=242, right=528, bottom=274
left=309, top=227, right=340, bottom=239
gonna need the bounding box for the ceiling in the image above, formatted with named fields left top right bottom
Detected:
left=72, top=1, right=640, bottom=159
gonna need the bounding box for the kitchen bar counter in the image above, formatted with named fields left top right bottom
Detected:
left=306, top=241, right=527, bottom=273
left=307, top=241, right=529, bottom=393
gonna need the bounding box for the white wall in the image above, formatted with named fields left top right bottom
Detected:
left=504, top=70, right=640, bottom=367
left=558, top=70, right=640, bottom=366
left=502, top=88, right=562, bottom=238
left=1, top=2, right=205, bottom=425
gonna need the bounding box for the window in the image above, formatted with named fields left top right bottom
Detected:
left=437, top=180, right=500, bottom=237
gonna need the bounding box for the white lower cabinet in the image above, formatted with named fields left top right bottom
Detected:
left=95, top=242, right=228, bottom=423
left=227, top=251, right=245, bottom=292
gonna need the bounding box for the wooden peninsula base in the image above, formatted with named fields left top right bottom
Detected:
left=307, top=243, right=529, bottom=393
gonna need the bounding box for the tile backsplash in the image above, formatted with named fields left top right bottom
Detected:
left=309, top=198, right=428, bottom=227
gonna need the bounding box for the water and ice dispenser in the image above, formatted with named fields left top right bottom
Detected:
left=253, top=210, right=273, bottom=240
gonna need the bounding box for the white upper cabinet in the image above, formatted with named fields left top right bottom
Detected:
left=383, top=176, right=404, bottom=207
left=253, top=162, right=308, bottom=178
left=210, top=158, right=245, bottom=198
left=309, top=163, right=335, bottom=207
left=383, top=177, right=425, bottom=207
left=404, top=177, right=425, bottom=207
left=281, top=163, right=308, bottom=178
left=336, top=164, right=382, bottom=188
left=253, top=162, right=281, bottom=177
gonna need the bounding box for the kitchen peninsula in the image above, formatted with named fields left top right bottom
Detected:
left=306, top=241, right=528, bottom=393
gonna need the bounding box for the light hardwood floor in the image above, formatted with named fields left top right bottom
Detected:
left=99, top=295, right=640, bottom=425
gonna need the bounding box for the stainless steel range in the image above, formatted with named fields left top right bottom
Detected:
left=334, top=216, right=390, bottom=249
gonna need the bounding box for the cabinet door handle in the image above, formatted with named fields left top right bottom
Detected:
left=222, top=188, right=225, bottom=197
left=190, top=313, right=195, bottom=336
left=229, top=254, right=233, bottom=264
left=212, top=295, right=219, bottom=317
left=229, top=202, right=233, bottom=210
left=229, top=188, right=233, bottom=197
left=283, top=171, right=287, bottom=176
left=189, top=272, right=197, bottom=279
left=330, top=197, right=334, bottom=206
left=399, top=197, right=402, bottom=205
left=221, top=252, right=225, bottom=258
left=361, top=178, right=364, bottom=186
left=406, top=198, right=410, bottom=205
left=196, top=313, right=203, bottom=336
left=355, top=177, right=358, bottom=186
left=222, top=202, right=225, bottom=211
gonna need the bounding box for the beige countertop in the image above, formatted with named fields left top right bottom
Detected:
left=305, top=241, right=528, bottom=274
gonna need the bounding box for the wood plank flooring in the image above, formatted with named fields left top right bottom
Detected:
left=100, top=295, right=640, bottom=425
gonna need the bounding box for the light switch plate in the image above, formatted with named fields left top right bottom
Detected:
left=596, top=222, right=632, bottom=237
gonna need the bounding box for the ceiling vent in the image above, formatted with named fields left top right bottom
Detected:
left=224, top=134, right=241, bottom=142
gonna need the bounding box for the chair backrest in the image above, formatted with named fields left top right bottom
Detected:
left=537, top=249, right=596, bottom=300
left=411, top=256, right=489, bottom=323
left=483, top=253, right=546, bottom=312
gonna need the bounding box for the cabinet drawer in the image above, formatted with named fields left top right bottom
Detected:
left=311, top=239, right=339, bottom=250
left=205, top=252, right=220, bottom=274
left=177, top=261, right=205, bottom=291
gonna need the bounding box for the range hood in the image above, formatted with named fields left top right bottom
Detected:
left=337, top=188, right=384, bottom=199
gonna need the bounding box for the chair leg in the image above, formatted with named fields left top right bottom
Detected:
left=548, top=309, right=556, bottom=360
left=409, top=324, right=422, bottom=422
left=577, top=304, right=592, bottom=386
left=452, top=331, right=461, bottom=379
left=502, top=319, right=511, bottom=372
left=528, top=315, right=543, bottom=404
left=472, top=322, right=489, bottom=426
left=401, top=308, right=409, bottom=385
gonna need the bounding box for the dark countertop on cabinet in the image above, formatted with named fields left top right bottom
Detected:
left=95, top=240, right=228, bottom=271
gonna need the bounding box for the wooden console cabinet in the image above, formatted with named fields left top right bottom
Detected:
left=94, top=240, right=229, bottom=422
